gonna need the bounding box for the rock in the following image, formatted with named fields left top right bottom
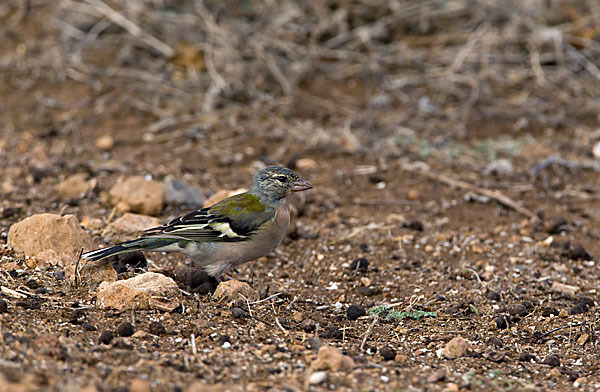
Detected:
left=163, top=176, right=205, bottom=207
left=347, top=305, right=366, bottom=321
left=593, top=141, right=600, bottom=159
left=300, top=319, right=316, bottom=333
left=58, top=173, right=95, bottom=199
left=213, top=280, right=258, bottom=302
left=102, top=213, right=162, bottom=242
left=551, top=281, right=579, bottom=297
left=95, top=134, right=114, bottom=150
left=203, top=188, right=246, bottom=208
left=8, top=213, right=93, bottom=266
left=310, top=345, right=355, bottom=372
left=97, top=272, right=181, bottom=311
left=109, top=176, right=165, bottom=216
left=437, top=337, right=471, bottom=359
left=307, top=371, right=328, bottom=385
left=0, top=299, right=7, bottom=313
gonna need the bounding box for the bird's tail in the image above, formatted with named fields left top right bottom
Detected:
left=82, top=237, right=178, bottom=262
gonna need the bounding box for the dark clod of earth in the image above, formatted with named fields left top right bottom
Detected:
left=109, top=251, right=147, bottom=274
left=231, top=307, right=246, bottom=319
left=542, top=355, right=561, bottom=367
left=117, top=322, right=135, bottom=337
left=569, top=303, right=588, bottom=315
left=347, top=305, right=366, bottom=320
left=496, top=315, right=511, bottom=329
left=379, top=346, right=396, bottom=361
left=98, top=330, right=114, bottom=345
left=0, top=299, right=7, bottom=313
left=402, top=220, right=424, bottom=231
left=349, top=257, right=369, bottom=273
left=487, top=291, right=501, bottom=301
left=149, top=321, right=166, bottom=335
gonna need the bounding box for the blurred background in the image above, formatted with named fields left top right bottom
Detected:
left=3, top=0, right=600, bottom=166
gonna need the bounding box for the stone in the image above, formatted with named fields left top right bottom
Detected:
left=97, top=272, right=181, bottom=311
left=295, top=158, right=318, bottom=170
left=163, top=176, right=205, bottom=207
left=109, top=176, right=164, bottom=216
left=8, top=213, right=93, bottom=266
left=129, top=379, right=151, bottom=392
left=310, top=345, right=355, bottom=372
left=95, top=134, right=114, bottom=150
left=102, top=213, right=162, bottom=242
left=213, top=280, right=259, bottom=302
left=551, top=281, right=578, bottom=297
left=307, top=371, right=328, bottom=385
left=203, top=188, right=246, bottom=208
left=58, top=173, right=95, bottom=199
left=437, top=337, right=471, bottom=359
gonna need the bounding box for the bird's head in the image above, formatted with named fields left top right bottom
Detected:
left=250, top=166, right=312, bottom=200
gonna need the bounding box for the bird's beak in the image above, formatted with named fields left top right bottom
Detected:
left=291, top=179, right=312, bottom=192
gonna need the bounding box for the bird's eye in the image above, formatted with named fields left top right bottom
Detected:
left=274, top=175, right=287, bottom=183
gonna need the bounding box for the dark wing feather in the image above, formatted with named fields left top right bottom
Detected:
left=143, top=193, right=274, bottom=242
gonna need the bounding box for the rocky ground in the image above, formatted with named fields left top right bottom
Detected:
left=2, top=1, right=600, bottom=391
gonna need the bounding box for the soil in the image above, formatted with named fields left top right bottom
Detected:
left=1, top=2, right=600, bottom=392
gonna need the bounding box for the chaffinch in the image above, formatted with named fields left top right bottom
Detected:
left=83, top=166, right=312, bottom=278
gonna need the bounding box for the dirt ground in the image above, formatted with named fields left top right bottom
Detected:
left=2, top=1, right=600, bottom=391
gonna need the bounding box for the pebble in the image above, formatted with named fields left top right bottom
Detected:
left=102, top=213, right=162, bottom=242
left=213, top=280, right=259, bottom=302
left=487, top=337, right=503, bottom=348
left=58, top=173, right=95, bottom=199
left=98, top=330, right=114, bottom=345
left=95, top=134, right=114, bottom=150
left=403, top=220, right=424, bottom=231
left=307, top=371, right=328, bottom=385
left=551, top=281, right=579, bottom=297
left=117, top=322, right=135, bottom=337
left=437, top=337, right=470, bottom=359
left=507, top=304, right=528, bottom=317
left=483, top=159, right=514, bottom=177
left=97, top=272, right=181, bottom=311
left=0, top=299, right=7, bottom=313
left=546, top=217, right=568, bottom=234
left=82, top=323, right=96, bottom=331
left=347, top=305, right=366, bottom=321
left=310, top=345, right=355, bottom=371
left=109, top=176, right=165, bottom=216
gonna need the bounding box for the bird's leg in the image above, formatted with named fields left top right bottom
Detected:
left=232, top=267, right=241, bottom=275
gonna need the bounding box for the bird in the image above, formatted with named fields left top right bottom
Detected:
left=82, top=166, right=312, bottom=279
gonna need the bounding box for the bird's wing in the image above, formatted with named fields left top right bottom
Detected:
left=143, top=193, right=275, bottom=242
